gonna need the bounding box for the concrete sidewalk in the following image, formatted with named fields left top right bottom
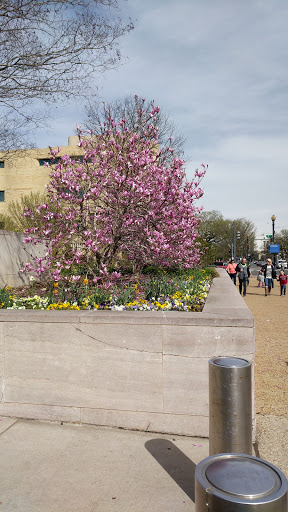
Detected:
left=0, top=417, right=210, bottom=512
left=1, top=415, right=287, bottom=511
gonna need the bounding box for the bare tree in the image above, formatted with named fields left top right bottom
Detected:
left=0, top=0, right=133, bottom=149
left=84, top=94, right=187, bottom=158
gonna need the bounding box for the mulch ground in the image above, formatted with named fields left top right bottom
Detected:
left=243, top=276, right=288, bottom=417
left=242, top=275, right=288, bottom=477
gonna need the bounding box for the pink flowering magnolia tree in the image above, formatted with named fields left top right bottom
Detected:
left=23, top=100, right=206, bottom=282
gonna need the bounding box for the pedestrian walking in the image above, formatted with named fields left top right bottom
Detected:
left=277, top=269, right=287, bottom=296
left=235, top=257, right=250, bottom=296
left=226, top=258, right=237, bottom=284
left=263, top=258, right=277, bottom=296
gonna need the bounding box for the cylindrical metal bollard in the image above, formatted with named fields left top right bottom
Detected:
left=195, top=453, right=287, bottom=511
left=209, top=357, right=252, bottom=455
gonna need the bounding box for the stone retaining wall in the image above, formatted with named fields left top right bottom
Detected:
left=0, top=270, right=255, bottom=436
left=0, top=231, right=45, bottom=287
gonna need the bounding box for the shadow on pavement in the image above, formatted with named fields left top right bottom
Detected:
left=145, top=439, right=196, bottom=502
left=246, top=292, right=266, bottom=296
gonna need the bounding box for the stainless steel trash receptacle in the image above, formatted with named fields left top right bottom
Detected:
left=209, top=357, right=252, bottom=455
left=195, top=453, right=288, bottom=511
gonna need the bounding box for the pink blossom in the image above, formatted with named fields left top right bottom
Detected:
left=71, top=275, right=81, bottom=282
left=22, top=101, right=206, bottom=278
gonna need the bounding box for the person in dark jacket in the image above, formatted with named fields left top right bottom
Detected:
left=235, top=257, right=250, bottom=296
left=263, top=258, right=277, bottom=296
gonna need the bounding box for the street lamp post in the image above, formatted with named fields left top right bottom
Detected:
left=271, top=215, right=276, bottom=265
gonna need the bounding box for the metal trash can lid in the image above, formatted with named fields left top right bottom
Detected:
left=210, top=357, right=251, bottom=368
left=196, top=454, right=287, bottom=504
left=206, top=458, right=280, bottom=497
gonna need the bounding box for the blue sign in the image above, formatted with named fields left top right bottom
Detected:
left=270, top=244, right=280, bottom=254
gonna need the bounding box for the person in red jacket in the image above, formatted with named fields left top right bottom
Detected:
left=277, top=270, right=287, bottom=296
left=226, top=258, right=237, bottom=285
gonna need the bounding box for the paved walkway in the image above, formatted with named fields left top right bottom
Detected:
left=0, top=417, right=209, bottom=512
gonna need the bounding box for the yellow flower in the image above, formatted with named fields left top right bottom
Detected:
left=83, top=278, right=88, bottom=285
left=54, top=283, right=59, bottom=288
left=47, top=303, right=57, bottom=310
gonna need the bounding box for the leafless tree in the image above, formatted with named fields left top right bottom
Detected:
left=0, top=0, right=133, bottom=149
left=84, top=94, right=187, bottom=158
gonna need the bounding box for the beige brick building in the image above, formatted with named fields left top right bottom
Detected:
left=0, top=136, right=83, bottom=216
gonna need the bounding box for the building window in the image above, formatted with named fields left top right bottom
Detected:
left=38, top=157, right=61, bottom=166
left=0, top=191, right=5, bottom=201
left=0, top=161, right=4, bottom=168
left=39, top=156, right=88, bottom=166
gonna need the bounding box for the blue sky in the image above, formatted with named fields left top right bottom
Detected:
left=35, top=0, right=288, bottom=236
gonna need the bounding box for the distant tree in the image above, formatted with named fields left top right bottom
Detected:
left=275, top=229, right=288, bottom=259
left=199, top=211, right=225, bottom=245
left=199, top=211, right=256, bottom=262
left=84, top=94, right=187, bottom=159
left=0, top=191, right=48, bottom=232
left=0, top=0, right=133, bottom=149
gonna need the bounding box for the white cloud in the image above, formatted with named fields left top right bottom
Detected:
left=33, top=0, right=288, bottom=234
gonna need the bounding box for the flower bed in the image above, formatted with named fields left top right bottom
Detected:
left=0, top=268, right=216, bottom=312
left=0, top=270, right=255, bottom=437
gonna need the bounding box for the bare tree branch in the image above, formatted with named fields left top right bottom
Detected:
left=84, top=94, right=187, bottom=158
left=0, top=0, right=133, bottom=149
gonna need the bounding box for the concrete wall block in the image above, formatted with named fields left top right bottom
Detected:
left=4, top=321, right=164, bottom=412
left=81, top=407, right=209, bottom=437
left=163, top=325, right=254, bottom=358
left=0, top=322, right=4, bottom=402
left=163, top=355, right=209, bottom=415
left=0, top=232, right=46, bottom=287
left=75, top=322, right=163, bottom=353
left=0, top=402, right=81, bottom=423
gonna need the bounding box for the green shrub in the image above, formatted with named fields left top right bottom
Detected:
left=0, top=287, right=13, bottom=308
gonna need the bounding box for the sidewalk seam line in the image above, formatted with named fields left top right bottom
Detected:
left=0, top=418, right=20, bottom=436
